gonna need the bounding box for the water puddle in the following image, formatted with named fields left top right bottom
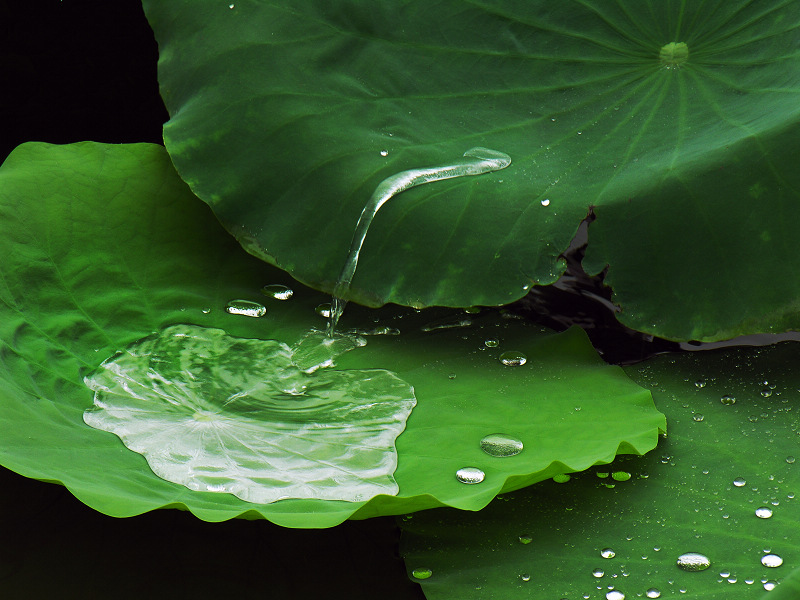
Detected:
left=83, top=324, right=416, bottom=504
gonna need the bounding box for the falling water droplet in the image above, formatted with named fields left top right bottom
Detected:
left=720, top=395, right=736, bottom=406
left=606, top=591, right=625, bottom=600
left=261, top=284, right=294, bottom=300
left=541, top=198, right=551, bottom=206
left=646, top=589, right=661, bottom=598
left=518, top=534, right=532, bottom=545
left=484, top=337, right=499, bottom=348
left=499, top=351, right=527, bottom=367
left=456, top=467, right=485, bottom=484
left=225, top=299, right=266, bottom=317
left=755, top=506, right=773, bottom=519
left=601, top=548, right=616, bottom=559
left=761, top=554, right=783, bottom=568
left=676, top=552, right=711, bottom=571
left=592, top=568, right=605, bottom=578
left=315, top=303, right=332, bottom=318
left=733, top=477, right=746, bottom=487
left=480, top=433, right=523, bottom=457
left=412, top=568, right=432, bottom=580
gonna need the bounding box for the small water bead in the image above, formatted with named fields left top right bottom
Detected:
left=733, top=477, right=746, bottom=487
left=541, top=198, right=551, bottom=206
left=727, top=575, right=738, bottom=583
left=553, top=473, right=571, bottom=483
left=261, top=284, right=293, bottom=300
left=201, top=307, right=211, bottom=314
left=695, top=379, right=706, bottom=388
left=225, top=299, right=266, bottom=317
left=315, top=303, right=332, bottom=318
left=646, top=590, right=661, bottom=599
left=764, top=581, right=777, bottom=591
left=755, top=506, right=773, bottom=519
left=606, top=591, right=625, bottom=600
left=601, top=548, right=616, bottom=559
left=720, top=570, right=731, bottom=578
left=380, top=149, right=388, bottom=157
left=520, top=573, right=531, bottom=582
left=761, top=388, right=773, bottom=398
left=456, top=467, right=485, bottom=484
left=787, top=456, right=796, bottom=464
left=612, top=471, right=632, bottom=482
left=480, top=433, right=523, bottom=457
left=484, top=338, right=499, bottom=348
left=720, top=395, right=736, bottom=406
left=762, top=554, right=783, bottom=568
left=518, top=534, right=533, bottom=545
left=692, top=413, right=705, bottom=422
left=592, top=568, right=605, bottom=578
left=499, top=351, right=527, bottom=366
left=412, top=568, right=432, bottom=580
left=676, top=552, right=711, bottom=571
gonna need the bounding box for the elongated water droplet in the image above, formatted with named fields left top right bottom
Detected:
left=499, top=351, right=527, bottom=367
left=315, top=303, right=332, bottom=318
left=412, top=568, right=432, bottom=580
left=755, top=506, right=773, bottom=519
left=456, top=467, right=485, bottom=484
left=646, top=589, right=661, bottom=599
left=225, top=299, right=266, bottom=317
left=612, top=471, right=631, bottom=482
left=484, top=337, right=499, bottom=348
left=762, top=554, right=783, bottom=568
left=720, top=394, right=736, bottom=406
left=261, top=284, right=293, bottom=300
left=601, top=548, right=616, bottom=559
left=733, top=477, right=746, bottom=487
left=480, top=433, right=523, bottom=457
left=330, top=147, right=511, bottom=335
left=421, top=316, right=472, bottom=331
left=676, top=552, right=711, bottom=571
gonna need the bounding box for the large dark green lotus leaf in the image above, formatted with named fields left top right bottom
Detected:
left=401, top=342, right=800, bottom=598
left=143, top=1, right=800, bottom=341
left=0, top=142, right=664, bottom=528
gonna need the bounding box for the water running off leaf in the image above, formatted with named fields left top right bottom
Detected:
left=83, top=324, right=416, bottom=504
left=328, top=147, right=511, bottom=335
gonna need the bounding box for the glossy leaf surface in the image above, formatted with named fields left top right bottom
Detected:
left=0, top=142, right=663, bottom=527
left=144, top=0, right=800, bottom=340
left=401, top=343, right=800, bottom=598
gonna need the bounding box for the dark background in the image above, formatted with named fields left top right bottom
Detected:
left=0, top=1, right=424, bottom=598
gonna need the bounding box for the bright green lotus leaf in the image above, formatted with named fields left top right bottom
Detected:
left=0, top=142, right=664, bottom=528
left=401, top=342, right=800, bottom=598
left=143, top=1, right=800, bottom=341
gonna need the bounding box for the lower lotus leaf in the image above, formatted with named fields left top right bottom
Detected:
left=0, top=142, right=664, bottom=527
left=401, top=343, right=800, bottom=598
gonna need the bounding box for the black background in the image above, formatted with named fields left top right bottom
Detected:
left=0, top=2, right=424, bottom=598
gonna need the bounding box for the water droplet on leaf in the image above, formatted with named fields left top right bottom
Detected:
left=480, top=433, right=523, bottom=457
left=761, top=554, right=783, bottom=568
left=225, top=299, right=266, bottom=317
left=646, top=589, right=661, bottom=599
left=733, top=477, right=746, bottom=487
left=676, top=552, right=711, bottom=571
left=592, top=568, right=604, bottom=577
left=499, top=351, right=527, bottom=367
left=720, top=395, right=736, bottom=406
left=456, top=467, right=485, bottom=484
left=755, top=506, right=773, bottom=519
left=601, top=548, right=616, bottom=559
left=484, top=337, right=499, bottom=348
left=261, top=284, right=293, bottom=300
left=412, top=568, right=432, bottom=580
